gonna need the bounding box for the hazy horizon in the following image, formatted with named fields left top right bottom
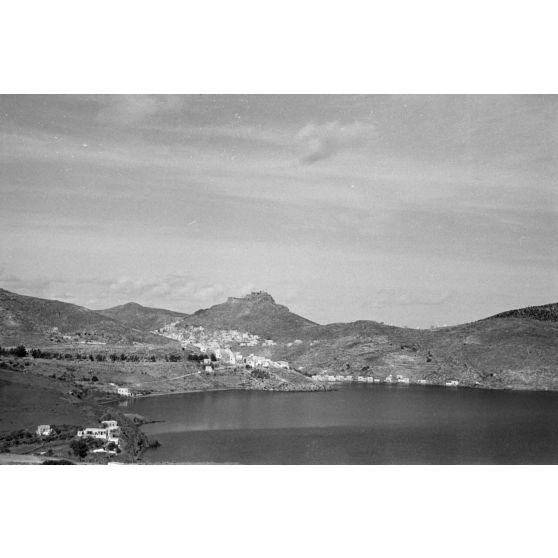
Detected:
left=1, top=95, right=556, bottom=327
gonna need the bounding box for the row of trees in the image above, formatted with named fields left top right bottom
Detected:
left=0, top=345, right=27, bottom=358
left=0, top=345, right=189, bottom=363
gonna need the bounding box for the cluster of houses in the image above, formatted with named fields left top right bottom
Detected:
left=76, top=420, right=121, bottom=454
left=311, top=373, right=460, bottom=387
left=200, top=351, right=290, bottom=373
left=245, top=354, right=289, bottom=370
left=36, top=420, right=122, bottom=456
left=155, top=323, right=263, bottom=350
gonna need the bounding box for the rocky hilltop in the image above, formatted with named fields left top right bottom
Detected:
left=177, top=291, right=317, bottom=341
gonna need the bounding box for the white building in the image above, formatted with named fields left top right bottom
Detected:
left=36, top=425, right=52, bottom=436
left=221, top=349, right=236, bottom=365
left=445, top=379, right=459, bottom=387
left=117, top=387, right=131, bottom=397
left=384, top=375, right=393, bottom=383
left=102, top=420, right=118, bottom=429
left=204, top=365, right=213, bottom=372
left=77, top=428, right=109, bottom=440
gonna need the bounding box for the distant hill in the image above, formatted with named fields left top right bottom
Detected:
left=98, top=302, right=187, bottom=331
left=485, top=302, right=558, bottom=323
left=0, top=288, right=173, bottom=346
left=177, top=291, right=317, bottom=341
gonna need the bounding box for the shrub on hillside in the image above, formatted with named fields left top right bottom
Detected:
left=13, top=345, right=27, bottom=358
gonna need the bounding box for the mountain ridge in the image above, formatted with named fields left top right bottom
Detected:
left=98, top=301, right=188, bottom=331
left=0, top=288, right=175, bottom=346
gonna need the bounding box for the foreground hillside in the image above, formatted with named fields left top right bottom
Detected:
left=0, top=288, right=172, bottom=346
left=98, top=302, right=187, bottom=331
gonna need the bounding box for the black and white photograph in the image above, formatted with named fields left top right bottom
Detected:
left=1, top=2, right=556, bottom=557
left=2, top=92, right=556, bottom=465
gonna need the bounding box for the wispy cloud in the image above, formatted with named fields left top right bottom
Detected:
left=106, top=274, right=225, bottom=308
left=0, top=269, right=52, bottom=294
left=295, top=121, right=377, bottom=163
left=373, top=288, right=456, bottom=309
left=95, top=95, right=188, bottom=126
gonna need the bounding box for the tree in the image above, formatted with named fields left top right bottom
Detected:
left=13, top=345, right=27, bottom=358
left=70, top=438, right=89, bottom=459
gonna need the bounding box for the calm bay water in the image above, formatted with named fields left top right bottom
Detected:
left=121, top=385, right=558, bottom=464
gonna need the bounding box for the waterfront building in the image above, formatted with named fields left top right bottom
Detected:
left=117, top=387, right=131, bottom=397
left=445, top=379, right=459, bottom=387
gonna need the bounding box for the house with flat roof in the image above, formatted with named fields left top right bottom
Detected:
left=36, top=425, right=52, bottom=436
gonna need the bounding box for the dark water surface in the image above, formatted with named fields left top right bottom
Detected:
left=121, top=385, right=558, bottom=464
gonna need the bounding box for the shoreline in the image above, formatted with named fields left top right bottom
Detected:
left=112, top=381, right=558, bottom=404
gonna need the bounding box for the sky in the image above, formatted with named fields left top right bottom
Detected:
left=0, top=94, right=556, bottom=327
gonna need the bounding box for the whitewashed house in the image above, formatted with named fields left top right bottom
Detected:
left=221, top=349, right=236, bottom=365
left=445, top=379, right=459, bottom=387
left=77, top=427, right=109, bottom=440
left=117, top=387, right=131, bottom=397
left=36, top=425, right=52, bottom=436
